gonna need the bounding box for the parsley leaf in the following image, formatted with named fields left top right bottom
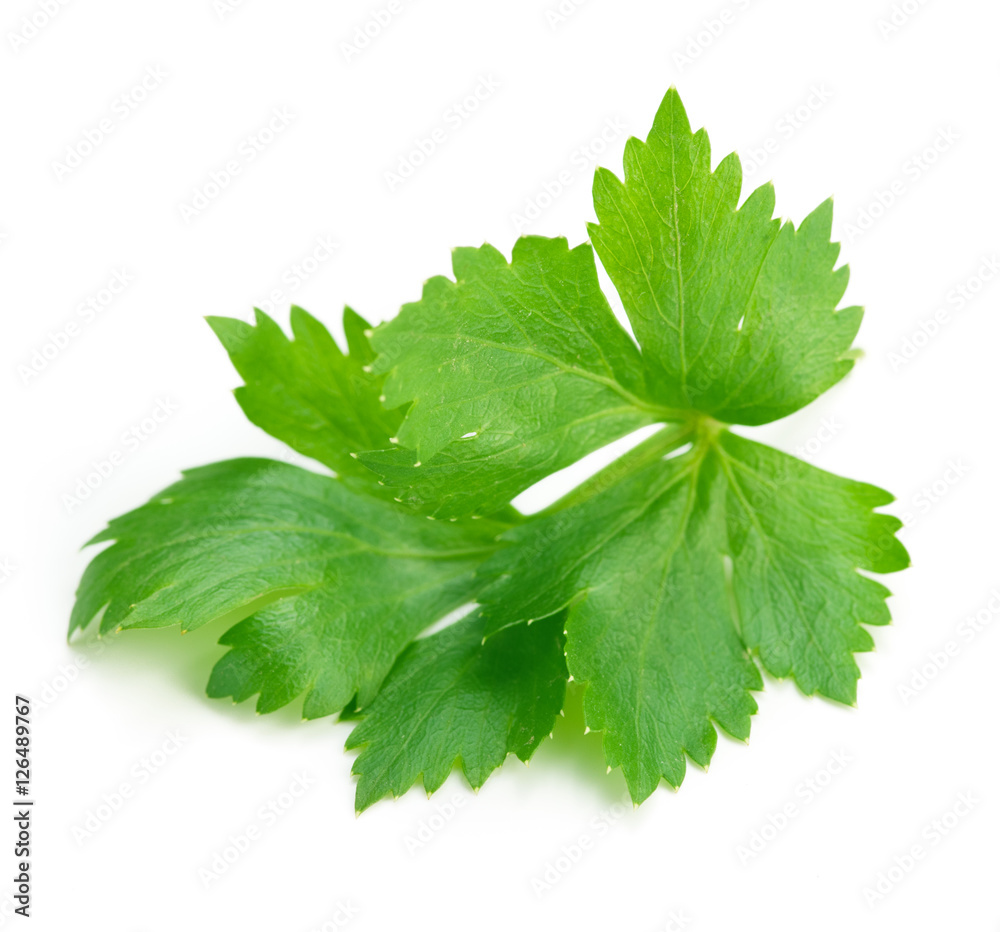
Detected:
left=716, top=432, right=907, bottom=703
left=207, top=306, right=401, bottom=484
left=476, top=426, right=905, bottom=801
left=589, top=89, right=861, bottom=425
left=71, top=87, right=908, bottom=809
left=346, top=613, right=566, bottom=812
left=72, top=457, right=503, bottom=717
left=359, top=236, right=667, bottom=517
left=478, top=435, right=761, bottom=802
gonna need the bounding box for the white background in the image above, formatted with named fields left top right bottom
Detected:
left=2, top=0, right=998, bottom=928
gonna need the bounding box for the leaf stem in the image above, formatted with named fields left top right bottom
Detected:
left=542, top=421, right=695, bottom=513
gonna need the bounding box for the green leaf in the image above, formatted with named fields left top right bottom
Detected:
left=71, top=458, right=503, bottom=717
left=360, top=236, right=668, bottom=517
left=589, top=88, right=861, bottom=425
left=477, top=424, right=906, bottom=800
left=70, top=85, right=909, bottom=810
left=717, top=432, right=908, bottom=704
left=207, top=306, right=402, bottom=482
left=478, top=434, right=761, bottom=802
left=346, top=613, right=567, bottom=812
